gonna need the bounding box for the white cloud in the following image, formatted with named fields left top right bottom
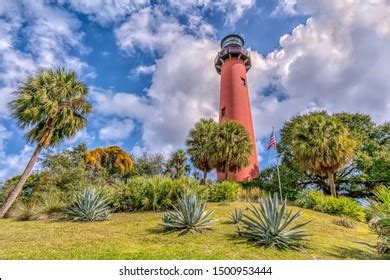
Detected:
left=57, top=0, right=149, bottom=24
left=92, top=87, right=152, bottom=120
left=99, top=118, right=135, bottom=141
left=131, top=64, right=156, bottom=76
left=216, top=0, right=255, bottom=25
left=106, top=0, right=390, bottom=158
left=115, top=6, right=185, bottom=53
left=272, top=0, right=298, bottom=16
left=252, top=0, right=390, bottom=138
left=0, top=144, right=34, bottom=181
left=167, top=0, right=255, bottom=26
left=0, top=0, right=94, bottom=180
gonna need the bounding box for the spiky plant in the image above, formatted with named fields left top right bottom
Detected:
left=239, top=193, right=310, bottom=249
left=368, top=186, right=390, bottom=254
left=229, top=209, right=243, bottom=224
left=64, top=189, right=110, bottom=222
left=161, top=194, right=214, bottom=235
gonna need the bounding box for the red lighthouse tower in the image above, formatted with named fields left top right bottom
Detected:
left=215, top=34, right=259, bottom=181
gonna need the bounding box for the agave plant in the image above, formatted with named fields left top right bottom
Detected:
left=368, top=186, right=390, bottom=254
left=161, top=194, right=214, bottom=235
left=229, top=209, right=243, bottom=224
left=64, top=189, right=111, bottom=222
left=239, top=193, right=309, bottom=249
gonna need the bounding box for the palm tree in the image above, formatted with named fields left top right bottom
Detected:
left=167, top=149, right=189, bottom=179
left=291, top=113, right=357, bottom=197
left=186, top=118, right=217, bottom=183
left=209, top=120, right=252, bottom=180
left=0, top=69, right=91, bottom=218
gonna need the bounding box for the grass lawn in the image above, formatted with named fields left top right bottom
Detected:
left=0, top=202, right=386, bottom=260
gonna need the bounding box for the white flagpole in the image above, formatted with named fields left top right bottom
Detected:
left=273, top=127, right=283, bottom=201
left=276, top=147, right=283, bottom=201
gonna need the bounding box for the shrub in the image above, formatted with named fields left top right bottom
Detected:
left=295, top=189, right=316, bottom=209
left=229, top=209, right=242, bottom=224
left=239, top=187, right=267, bottom=202
left=368, top=186, right=390, bottom=254
left=208, top=181, right=239, bottom=202
left=9, top=202, right=40, bottom=221
left=111, top=176, right=206, bottom=212
left=161, top=194, right=214, bottom=235
left=239, top=193, right=309, bottom=249
left=64, top=189, right=111, bottom=222
left=295, top=190, right=365, bottom=221
left=335, top=217, right=355, bottom=229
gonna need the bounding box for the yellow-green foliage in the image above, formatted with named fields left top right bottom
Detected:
left=84, top=146, right=134, bottom=176
left=239, top=187, right=267, bottom=202
left=111, top=176, right=206, bottom=212
left=208, top=181, right=240, bottom=202
left=0, top=202, right=383, bottom=260
left=295, top=190, right=365, bottom=221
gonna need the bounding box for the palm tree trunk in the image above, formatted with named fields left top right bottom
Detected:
left=224, top=162, right=229, bottom=180
left=327, top=172, right=337, bottom=198
left=0, top=145, right=42, bottom=218
left=202, top=170, right=208, bottom=184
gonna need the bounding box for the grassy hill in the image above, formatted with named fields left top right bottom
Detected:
left=0, top=202, right=386, bottom=260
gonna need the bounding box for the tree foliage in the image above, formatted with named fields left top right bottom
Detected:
left=290, top=112, right=357, bottom=196
left=274, top=111, right=388, bottom=198
left=186, top=118, right=218, bottom=183
left=84, top=146, right=135, bottom=179
left=134, top=152, right=165, bottom=176
left=208, top=120, right=252, bottom=180
left=166, top=149, right=190, bottom=179
left=0, top=68, right=91, bottom=218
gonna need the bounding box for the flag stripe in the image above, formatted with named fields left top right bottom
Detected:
left=268, top=130, right=277, bottom=150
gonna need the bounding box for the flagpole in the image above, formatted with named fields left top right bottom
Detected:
left=275, top=143, right=283, bottom=201
left=273, top=127, right=283, bottom=201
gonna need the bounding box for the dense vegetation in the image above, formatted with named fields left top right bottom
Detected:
left=0, top=69, right=389, bottom=258
left=246, top=112, right=389, bottom=200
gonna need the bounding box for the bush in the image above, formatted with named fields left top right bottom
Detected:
left=368, top=186, right=390, bottom=254
left=335, top=217, right=355, bottom=229
left=242, top=165, right=302, bottom=201
left=161, top=194, right=214, bottom=235
left=239, top=193, right=309, bottom=249
left=208, top=181, right=239, bottom=202
left=9, top=202, right=41, bottom=221
left=239, top=187, right=267, bottom=202
left=64, top=189, right=111, bottom=222
left=111, top=176, right=206, bottom=212
left=295, top=190, right=365, bottom=221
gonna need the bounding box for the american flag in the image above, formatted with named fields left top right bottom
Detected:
left=268, top=129, right=277, bottom=150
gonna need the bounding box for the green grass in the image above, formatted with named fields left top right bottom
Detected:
left=0, top=202, right=386, bottom=260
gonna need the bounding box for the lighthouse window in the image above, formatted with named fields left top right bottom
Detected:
left=241, top=77, right=246, bottom=86
left=221, top=107, right=226, bottom=117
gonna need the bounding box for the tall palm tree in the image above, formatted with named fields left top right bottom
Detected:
left=0, top=69, right=91, bottom=218
left=186, top=118, right=217, bottom=183
left=209, top=120, right=252, bottom=180
left=291, top=113, right=357, bottom=197
left=167, top=149, right=189, bottom=179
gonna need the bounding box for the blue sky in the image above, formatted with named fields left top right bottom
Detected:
left=0, top=0, right=389, bottom=181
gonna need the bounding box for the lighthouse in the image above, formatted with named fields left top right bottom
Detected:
left=214, top=34, right=260, bottom=181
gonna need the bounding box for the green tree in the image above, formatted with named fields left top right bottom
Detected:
left=134, top=152, right=165, bottom=176
left=209, top=120, right=252, bottom=180
left=166, top=149, right=190, bottom=179
left=186, top=118, right=217, bottom=183
left=291, top=112, right=357, bottom=197
left=84, top=146, right=135, bottom=179
left=0, top=69, right=91, bottom=218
